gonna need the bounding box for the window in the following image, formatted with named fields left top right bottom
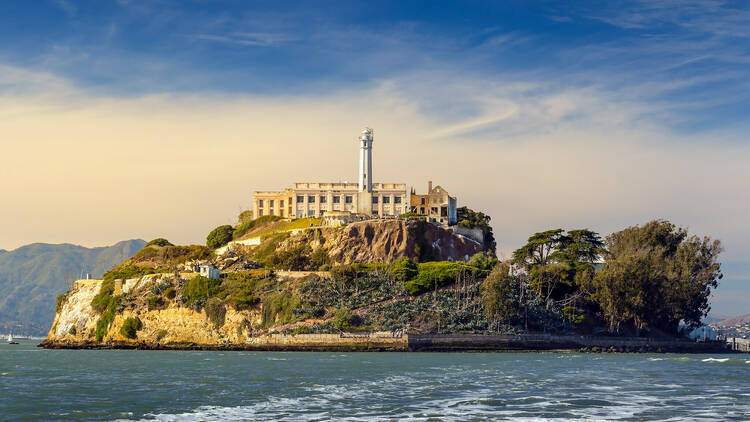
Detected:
left=420, top=198, right=425, bottom=205
left=269, top=200, right=274, bottom=207
left=280, top=200, right=284, bottom=208
left=320, top=195, right=327, bottom=203
left=333, top=195, right=341, bottom=204
left=308, top=195, right=315, bottom=203
left=394, top=196, right=402, bottom=204
left=258, top=209, right=264, bottom=216
left=372, top=196, right=379, bottom=204
left=258, top=199, right=264, bottom=207
left=345, top=195, right=353, bottom=204
left=431, top=207, right=438, bottom=214
left=297, top=210, right=304, bottom=218
left=373, top=210, right=379, bottom=216
left=441, top=206, right=448, bottom=217
left=383, top=196, right=390, bottom=204
left=420, top=207, right=425, bottom=214
left=297, top=195, right=304, bottom=203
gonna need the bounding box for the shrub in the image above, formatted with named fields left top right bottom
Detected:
left=310, top=248, right=329, bottom=270
left=148, top=295, right=164, bottom=310
left=120, top=317, right=142, bottom=339
left=103, top=264, right=151, bottom=283
left=332, top=308, right=362, bottom=331
left=229, top=291, right=259, bottom=310
left=91, top=279, right=116, bottom=313
left=207, top=225, right=234, bottom=249
left=68, top=325, right=77, bottom=335
left=56, top=292, right=69, bottom=313
left=261, top=291, right=300, bottom=327
left=238, top=210, right=254, bottom=224
left=146, top=238, right=174, bottom=247
left=156, top=329, right=168, bottom=341
left=132, top=247, right=158, bottom=260
left=268, top=243, right=312, bottom=270
left=94, top=295, right=123, bottom=342
left=291, top=326, right=311, bottom=335
left=205, top=298, right=226, bottom=329
left=252, top=232, right=290, bottom=264
left=164, top=287, right=176, bottom=299
left=404, top=261, right=477, bottom=295
left=398, top=212, right=426, bottom=219
left=182, top=275, right=222, bottom=308
left=330, top=264, right=357, bottom=281
left=389, top=258, right=418, bottom=282
left=467, top=252, right=499, bottom=276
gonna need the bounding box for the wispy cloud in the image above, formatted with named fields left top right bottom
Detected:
left=193, top=32, right=298, bottom=47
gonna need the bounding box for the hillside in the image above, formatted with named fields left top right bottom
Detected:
left=0, top=240, right=145, bottom=335
left=712, top=313, right=750, bottom=327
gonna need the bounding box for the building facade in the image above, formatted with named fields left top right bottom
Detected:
left=410, top=181, right=458, bottom=225
left=253, top=128, right=410, bottom=219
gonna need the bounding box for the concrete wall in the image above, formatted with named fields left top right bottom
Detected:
left=728, top=337, right=750, bottom=352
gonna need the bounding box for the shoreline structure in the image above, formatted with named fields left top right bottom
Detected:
left=40, top=332, right=728, bottom=353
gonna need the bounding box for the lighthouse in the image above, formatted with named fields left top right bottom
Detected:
left=358, top=127, right=373, bottom=192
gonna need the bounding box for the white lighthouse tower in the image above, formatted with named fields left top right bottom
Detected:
left=358, top=127, right=373, bottom=192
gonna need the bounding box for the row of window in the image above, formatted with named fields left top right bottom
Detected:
left=294, top=195, right=403, bottom=204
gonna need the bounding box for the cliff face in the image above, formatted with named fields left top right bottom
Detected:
left=300, top=219, right=483, bottom=265
left=46, top=274, right=262, bottom=347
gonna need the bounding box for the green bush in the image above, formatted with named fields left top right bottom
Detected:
left=330, top=264, right=357, bottom=281
left=91, top=279, right=116, bottom=313
left=291, top=326, right=311, bottom=335
left=156, top=329, right=168, bottom=341
left=252, top=232, right=290, bottom=264
left=404, top=261, right=478, bottom=295
left=332, top=308, right=362, bottom=331
left=164, top=287, right=176, bottom=299
left=182, top=275, right=221, bottom=308
left=229, top=291, right=259, bottom=310
left=56, top=292, right=69, bottom=313
left=268, top=243, right=312, bottom=270
left=103, top=264, right=151, bottom=283
left=148, top=295, right=164, bottom=310
left=261, top=291, right=300, bottom=327
left=389, top=258, right=418, bottom=282
left=205, top=298, right=226, bottom=329
left=94, top=295, right=123, bottom=341
left=398, top=212, right=426, bottom=219
left=68, top=325, right=77, bottom=335
left=467, top=252, right=499, bottom=276
left=207, top=225, right=234, bottom=249
left=310, top=248, right=329, bottom=270
left=146, top=238, right=174, bottom=247
left=120, top=317, right=142, bottom=339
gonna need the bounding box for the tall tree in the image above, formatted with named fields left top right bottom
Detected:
left=592, top=220, right=722, bottom=335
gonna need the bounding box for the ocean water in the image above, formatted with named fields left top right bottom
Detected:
left=1, top=340, right=749, bottom=421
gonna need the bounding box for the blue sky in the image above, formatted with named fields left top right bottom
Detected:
left=1, top=0, right=749, bottom=316
left=2, top=0, right=749, bottom=134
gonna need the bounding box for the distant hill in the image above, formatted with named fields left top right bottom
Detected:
left=0, top=240, right=145, bottom=335
left=712, top=313, right=750, bottom=328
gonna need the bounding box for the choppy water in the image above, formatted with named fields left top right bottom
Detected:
left=1, top=340, right=749, bottom=421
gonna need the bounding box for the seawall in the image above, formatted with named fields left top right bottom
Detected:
left=41, top=332, right=730, bottom=353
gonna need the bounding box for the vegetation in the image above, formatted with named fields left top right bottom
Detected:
left=456, top=206, right=497, bottom=254
left=56, top=292, right=69, bottom=313
left=120, top=317, right=142, bottom=339
left=205, top=298, right=226, bottom=329
left=262, top=291, right=300, bottom=327
left=588, top=220, right=722, bottom=335
left=164, top=287, right=176, bottom=299
left=102, top=265, right=152, bottom=283
left=333, top=308, right=362, bottom=331
left=398, top=212, right=426, bottom=220
left=148, top=295, right=164, bottom=310
left=389, top=258, right=418, bottom=282
left=404, top=261, right=479, bottom=295
left=233, top=215, right=284, bottom=239
left=94, top=294, right=123, bottom=341
left=146, top=238, right=173, bottom=247
left=182, top=275, right=221, bottom=308
left=206, top=225, right=234, bottom=249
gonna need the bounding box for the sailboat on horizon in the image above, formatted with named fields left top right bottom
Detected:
left=7, top=333, right=19, bottom=344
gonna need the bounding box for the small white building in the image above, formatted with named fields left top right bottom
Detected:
left=199, top=264, right=220, bottom=280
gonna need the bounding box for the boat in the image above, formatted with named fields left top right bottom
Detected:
left=7, top=333, right=18, bottom=344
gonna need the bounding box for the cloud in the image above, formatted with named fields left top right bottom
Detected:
left=193, top=32, right=298, bottom=47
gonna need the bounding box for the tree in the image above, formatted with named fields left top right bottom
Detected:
left=512, top=229, right=603, bottom=307
left=456, top=206, right=497, bottom=254
left=206, top=225, right=233, bottom=249
left=591, top=220, right=722, bottom=335
left=480, top=262, right=518, bottom=324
